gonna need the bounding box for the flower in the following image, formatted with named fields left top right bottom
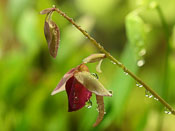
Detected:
left=40, top=8, right=60, bottom=58
left=51, top=64, right=112, bottom=112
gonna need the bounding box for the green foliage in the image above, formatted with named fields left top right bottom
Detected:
left=0, top=0, right=175, bottom=131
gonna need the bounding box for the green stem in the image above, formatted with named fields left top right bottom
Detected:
left=54, top=8, right=175, bottom=115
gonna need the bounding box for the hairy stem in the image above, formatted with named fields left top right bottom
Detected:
left=54, top=7, right=175, bottom=115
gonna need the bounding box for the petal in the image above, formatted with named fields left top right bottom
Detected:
left=96, top=59, right=103, bottom=73
left=66, top=76, right=92, bottom=112
left=40, top=8, right=55, bottom=14
left=83, top=53, right=105, bottom=63
left=93, top=95, right=105, bottom=127
left=51, top=68, right=76, bottom=95
left=44, top=21, right=52, bottom=46
left=74, top=71, right=112, bottom=96
left=47, top=20, right=60, bottom=58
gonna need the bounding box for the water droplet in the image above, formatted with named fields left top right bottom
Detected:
left=74, top=96, right=79, bottom=103
left=154, top=97, right=158, bottom=101
left=149, top=95, right=153, bottom=98
left=109, top=90, right=113, bottom=95
left=139, top=85, right=143, bottom=88
left=111, top=61, right=116, bottom=64
left=118, top=62, right=122, bottom=66
left=145, top=90, right=153, bottom=98
left=85, top=100, right=92, bottom=109
left=138, top=49, right=146, bottom=56
left=168, top=112, right=172, bottom=114
left=137, top=59, right=145, bottom=67
left=164, top=108, right=172, bottom=114
left=124, top=72, right=128, bottom=75
left=91, top=73, right=99, bottom=79
left=136, top=82, right=143, bottom=88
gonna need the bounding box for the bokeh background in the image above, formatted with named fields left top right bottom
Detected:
left=0, top=0, right=175, bottom=130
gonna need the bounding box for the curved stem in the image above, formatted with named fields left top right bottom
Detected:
left=54, top=8, right=175, bottom=115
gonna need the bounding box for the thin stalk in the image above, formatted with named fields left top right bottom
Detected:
left=54, top=8, right=175, bottom=115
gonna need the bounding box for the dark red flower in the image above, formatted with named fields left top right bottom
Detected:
left=51, top=64, right=112, bottom=112
left=66, top=76, right=92, bottom=111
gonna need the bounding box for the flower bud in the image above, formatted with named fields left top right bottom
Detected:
left=44, top=20, right=60, bottom=58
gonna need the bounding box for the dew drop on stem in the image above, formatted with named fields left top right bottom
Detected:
left=136, top=82, right=143, bottom=88
left=145, top=90, right=153, bottom=98
left=164, top=107, right=172, bottom=114
left=124, top=72, right=128, bottom=75
left=138, top=48, right=146, bottom=56
left=111, top=61, right=116, bottom=65
left=139, top=84, right=143, bottom=88
left=154, top=97, right=159, bottom=101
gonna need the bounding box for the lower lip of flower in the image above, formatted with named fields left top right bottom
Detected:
left=66, top=76, right=92, bottom=112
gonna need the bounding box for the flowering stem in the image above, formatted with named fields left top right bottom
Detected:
left=54, top=8, right=175, bottom=115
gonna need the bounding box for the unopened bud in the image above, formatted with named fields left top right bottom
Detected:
left=44, top=19, right=60, bottom=58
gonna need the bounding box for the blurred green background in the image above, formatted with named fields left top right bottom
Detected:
left=0, top=0, right=175, bottom=130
